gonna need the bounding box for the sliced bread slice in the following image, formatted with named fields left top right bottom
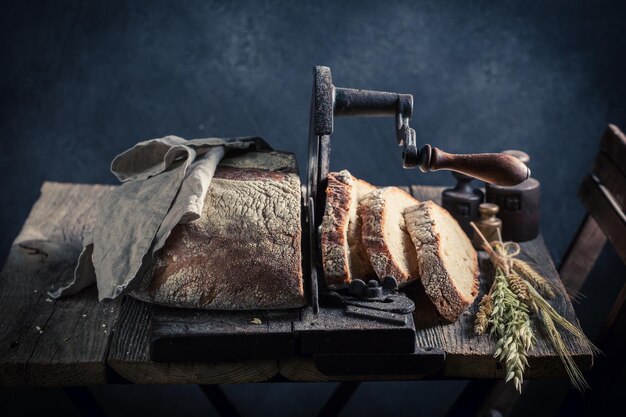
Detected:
left=320, top=170, right=377, bottom=288
left=405, top=201, right=479, bottom=321
left=347, top=177, right=378, bottom=279
left=359, top=187, right=420, bottom=286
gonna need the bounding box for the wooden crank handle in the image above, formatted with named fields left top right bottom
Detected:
left=418, top=145, right=530, bottom=186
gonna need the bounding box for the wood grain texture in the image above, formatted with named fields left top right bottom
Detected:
left=0, top=182, right=119, bottom=386
left=580, top=175, right=626, bottom=263
left=426, top=148, right=530, bottom=187
left=0, top=182, right=592, bottom=385
left=593, top=151, right=626, bottom=210
left=559, top=215, right=607, bottom=297
left=107, top=296, right=278, bottom=384
left=600, top=125, right=626, bottom=174
left=150, top=306, right=297, bottom=362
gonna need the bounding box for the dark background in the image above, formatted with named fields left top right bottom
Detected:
left=1, top=0, right=625, bottom=416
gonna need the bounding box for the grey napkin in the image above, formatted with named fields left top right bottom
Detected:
left=50, top=135, right=269, bottom=301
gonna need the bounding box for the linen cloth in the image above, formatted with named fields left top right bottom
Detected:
left=49, top=135, right=269, bottom=300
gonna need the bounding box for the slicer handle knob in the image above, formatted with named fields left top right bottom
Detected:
left=417, top=145, right=530, bottom=186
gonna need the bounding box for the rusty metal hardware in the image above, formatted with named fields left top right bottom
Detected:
left=486, top=150, right=540, bottom=242
left=318, top=276, right=415, bottom=324
left=348, top=276, right=398, bottom=299
left=442, top=171, right=485, bottom=237
left=306, top=66, right=530, bottom=221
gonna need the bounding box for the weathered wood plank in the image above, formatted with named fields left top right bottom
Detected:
left=600, top=124, right=626, bottom=173
left=441, top=236, right=591, bottom=378
left=0, top=182, right=120, bottom=386
left=559, top=215, right=607, bottom=297
left=580, top=175, right=626, bottom=263
left=150, top=306, right=297, bottom=362
left=593, top=151, right=626, bottom=211
left=107, top=296, right=278, bottom=384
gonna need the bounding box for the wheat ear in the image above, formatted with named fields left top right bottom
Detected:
left=475, top=294, right=493, bottom=335
left=513, top=259, right=556, bottom=299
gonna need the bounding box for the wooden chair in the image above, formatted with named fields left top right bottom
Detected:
left=446, top=124, right=626, bottom=417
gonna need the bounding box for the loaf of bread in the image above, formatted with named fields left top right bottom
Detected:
left=359, top=187, right=421, bottom=286
left=131, top=150, right=305, bottom=310
left=405, top=201, right=479, bottom=321
left=320, top=170, right=377, bottom=288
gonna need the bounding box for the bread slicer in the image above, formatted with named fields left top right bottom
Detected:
left=149, top=66, right=528, bottom=376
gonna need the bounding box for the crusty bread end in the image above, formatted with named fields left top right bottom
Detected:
left=321, top=171, right=377, bottom=288
left=320, top=171, right=354, bottom=287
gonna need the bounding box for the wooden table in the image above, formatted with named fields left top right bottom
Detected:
left=0, top=182, right=592, bottom=386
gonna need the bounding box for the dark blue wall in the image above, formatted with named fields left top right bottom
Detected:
left=1, top=1, right=625, bottom=416
left=2, top=0, right=626, bottom=261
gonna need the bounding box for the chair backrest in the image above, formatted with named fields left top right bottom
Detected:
left=583, top=124, right=626, bottom=258
left=559, top=125, right=626, bottom=296
left=555, top=125, right=626, bottom=416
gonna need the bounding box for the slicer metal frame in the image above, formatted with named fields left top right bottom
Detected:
left=305, top=66, right=420, bottom=321
left=306, top=66, right=418, bottom=247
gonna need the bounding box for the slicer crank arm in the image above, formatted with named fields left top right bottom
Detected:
left=403, top=144, right=531, bottom=186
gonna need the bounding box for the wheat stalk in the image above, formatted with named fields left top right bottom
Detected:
left=507, top=269, right=530, bottom=302
left=470, top=222, right=532, bottom=392
left=540, top=309, right=590, bottom=391
left=525, top=281, right=600, bottom=391
left=469, top=221, right=597, bottom=392
left=490, top=270, right=533, bottom=392
left=513, top=259, right=556, bottom=299
left=525, top=282, right=600, bottom=356
left=474, top=294, right=493, bottom=335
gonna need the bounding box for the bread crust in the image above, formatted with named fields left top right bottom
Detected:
left=320, top=171, right=378, bottom=288
left=131, top=150, right=305, bottom=310
left=320, top=171, right=354, bottom=288
left=405, top=201, right=479, bottom=321
left=359, top=187, right=420, bottom=286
